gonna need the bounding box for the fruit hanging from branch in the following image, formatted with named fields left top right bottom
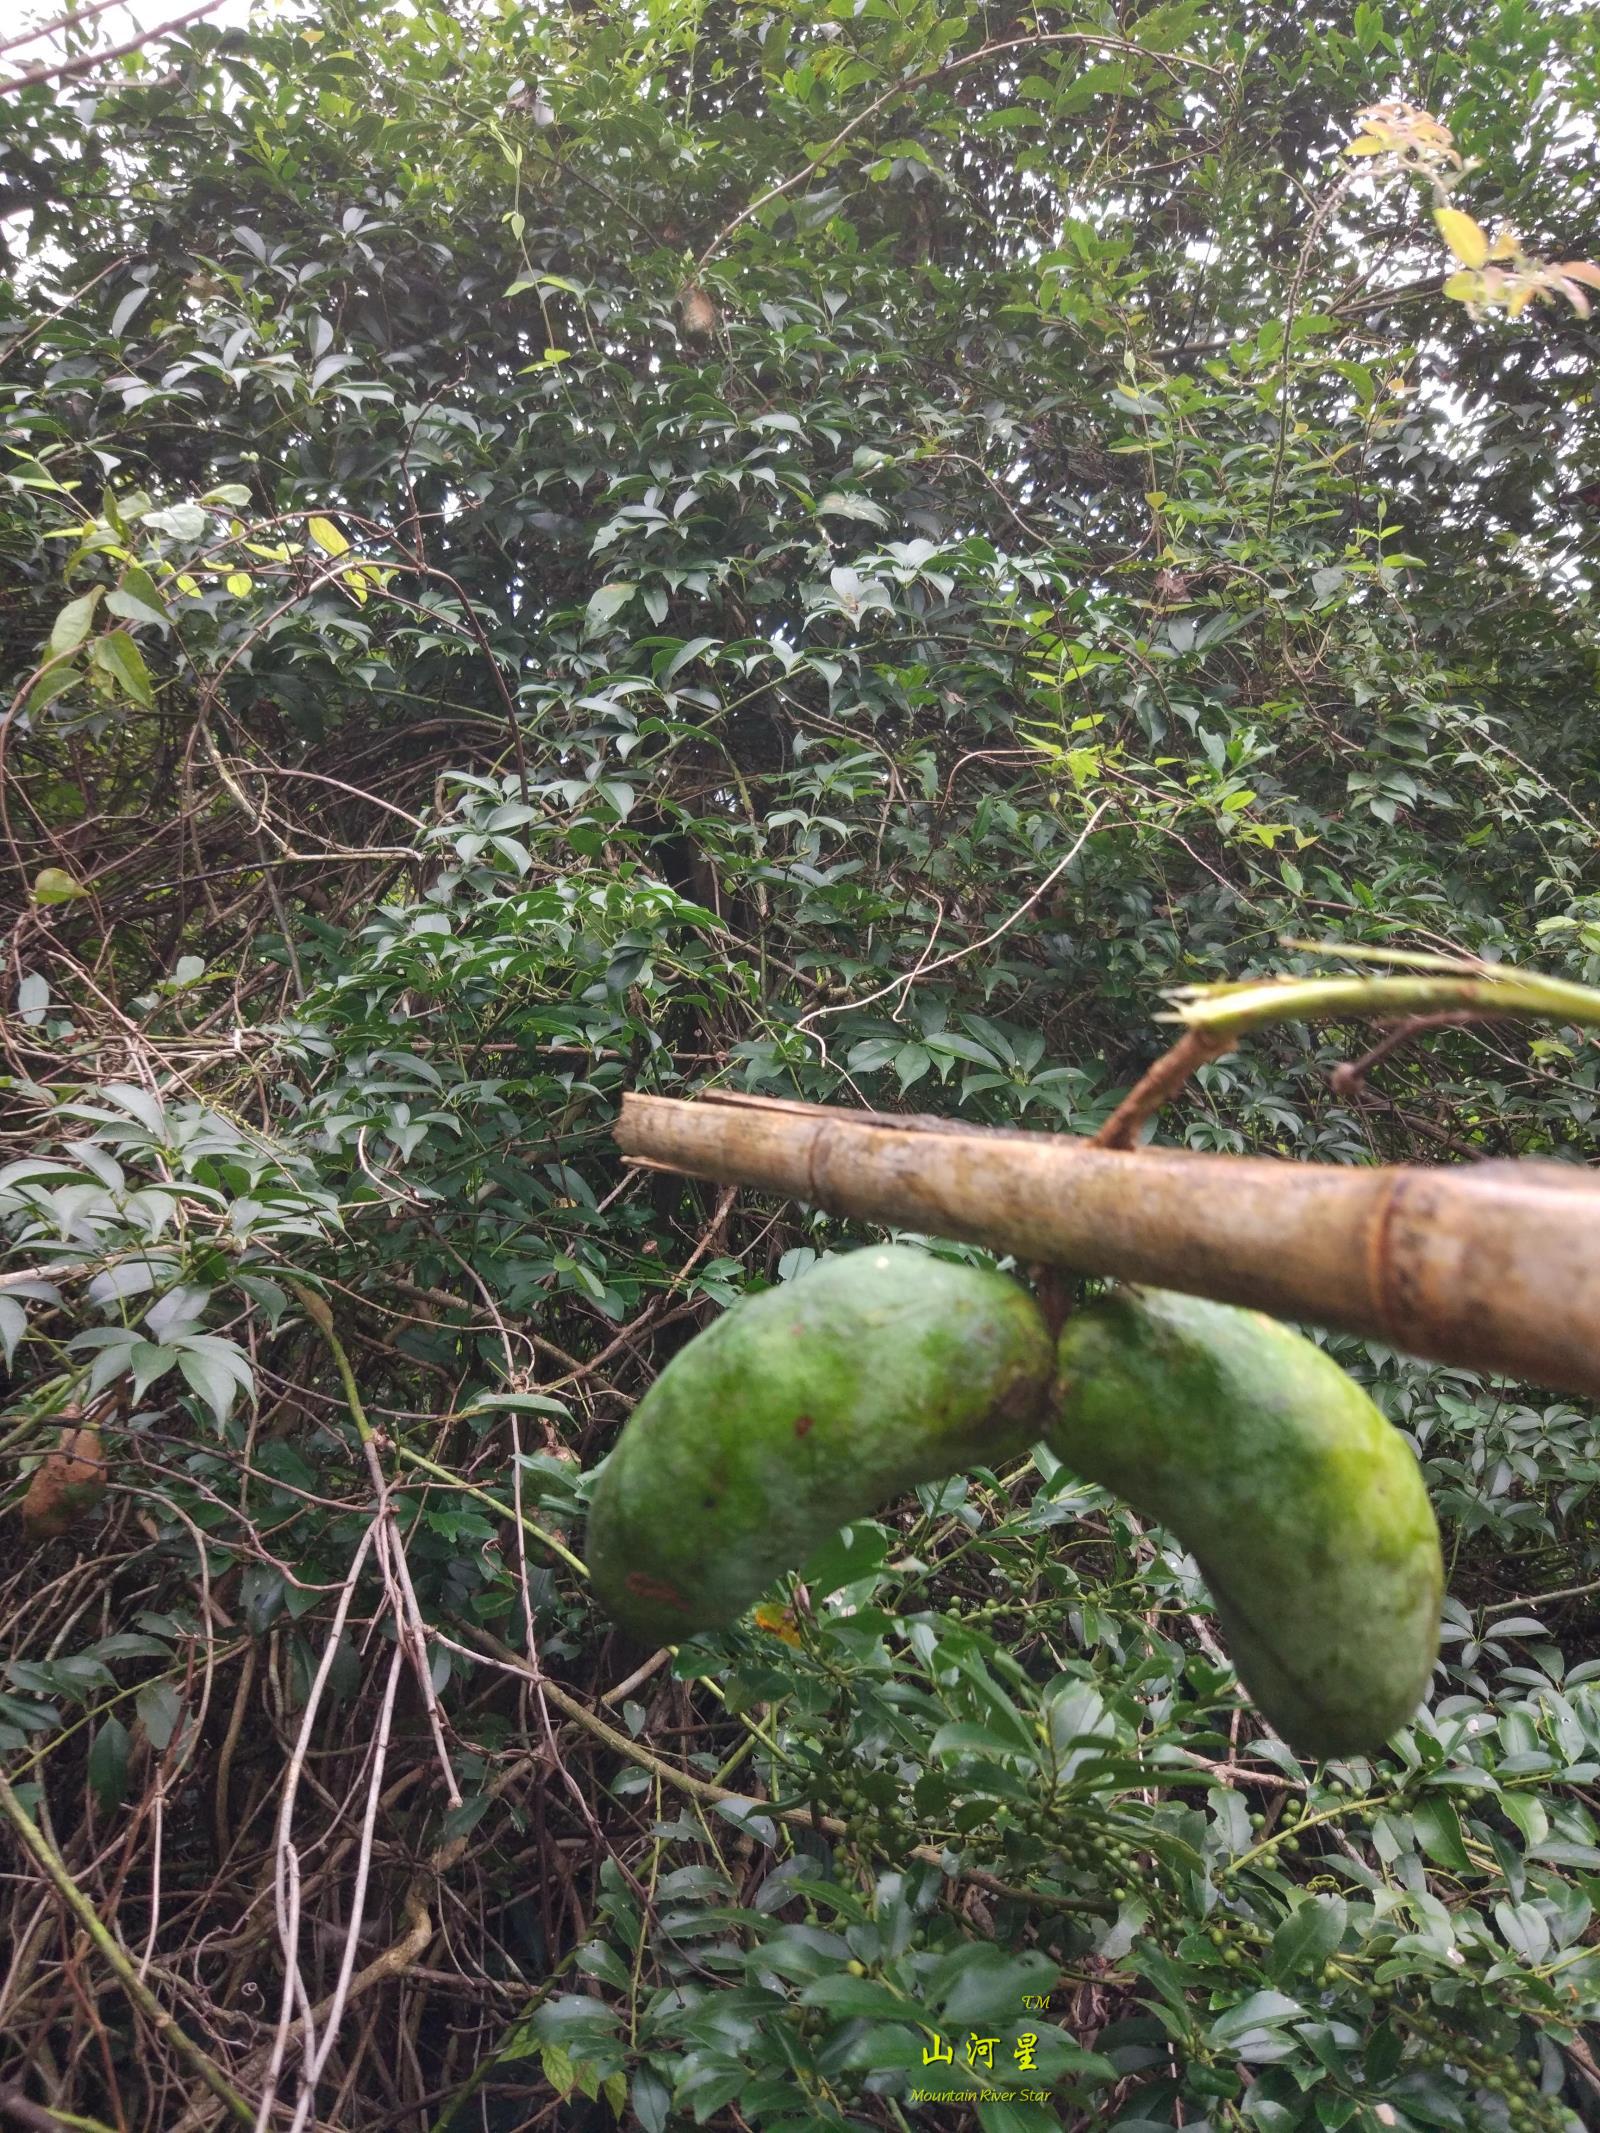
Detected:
left=586, top=1246, right=1054, bottom=1644
left=586, top=1247, right=1443, bottom=1758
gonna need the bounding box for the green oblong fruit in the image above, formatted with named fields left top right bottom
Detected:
left=586, top=1246, right=1055, bottom=1643
left=1050, top=1286, right=1443, bottom=1757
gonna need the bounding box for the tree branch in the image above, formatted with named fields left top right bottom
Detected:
left=0, top=1, right=221, bottom=94
left=615, top=1090, right=1600, bottom=1398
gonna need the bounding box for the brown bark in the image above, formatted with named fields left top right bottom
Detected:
left=1091, top=1028, right=1232, bottom=1150
left=616, top=1090, right=1600, bottom=1399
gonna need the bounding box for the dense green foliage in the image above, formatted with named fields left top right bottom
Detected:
left=3, top=1, right=1600, bottom=2129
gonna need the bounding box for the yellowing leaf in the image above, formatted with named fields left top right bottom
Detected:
left=752, top=1602, right=804, bottom=1647
left=340, top=567, right=370, bottom=605
left=1442, top=270, right=1482, bottom=303
left=540, top=2044, right=577, bottom=2102
left=308, top=514, right=351, bottom=558
left=225, top=571, right=253, bottom=596
left=1343, top=134, right=1386, bottom=156
left=34, top=867, right=87, bottom=905
left=750, top=1604, right=802, bottom=1646
left=1435, top=208, right=1490, bottom=269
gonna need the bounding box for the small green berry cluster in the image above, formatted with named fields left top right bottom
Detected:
left=1203, top=1909, right=1344, bottom=1986
left=1200, top=1912, right=1256, bottom=1959
left=947, top=1598, right=1022, bottom=1626
left=1400, top=2005, right=1574, bottom=2133
left=1237, top=1793, right=1313, bottom=1871
left=814, top=1772, right=918, bottom=1858
left=1011, top=1800, right=1142, bottom=1894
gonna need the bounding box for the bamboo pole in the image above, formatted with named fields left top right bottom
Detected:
left=616, top=1091, right=1600, bottom=1400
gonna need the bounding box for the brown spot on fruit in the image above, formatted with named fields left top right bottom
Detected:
left=625, top=1571, right=689, bottom=1612
left=793, top=1413, right=814, bottom=1437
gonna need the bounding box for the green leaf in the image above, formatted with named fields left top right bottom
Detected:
left=33, top=867, right=87, bottom=905
left=111, top=285, right=150, bottom=337
left=463, top=1391, right=573, bottom=1419
left=104, top=1081, right=165, bottom=1132
left=106, top=563, right=168, bottom=628
left=929, top=1944, right=1058, bottom=2026
left=442, top=1794, right=492, bottom=1841
left=1411, top=1796, right=1472, bottom=1873
left=585, top=581, right=637, bottom=631
left=576, top=1939, right=633, bottom=1990
left=798, top=1519, right=892, bottom=1601
left=50, top=589, right=101, bottom=656
left=1500, top=1791, right=1548, bottom=1848
left=894, top=1042, right=932, bottom=1092
left=798, top=1974, right=917, bottom=2019
left=1208, top=1989, right=1304, bottom=2046
left=89, top=1633, right=172, bottom=1660
left=816, top=490, right=889, bottom=526
left=929, top=1720, right=1034, bottom=1760
left=176, top=1336, right=253, bottom=1425
left=1493, top=1899, right=1551, bottom=1964
left=0, top=1296, right=26, bottom=1369
left=88, top=1715, right=132, bottom=1811
left=135, top=1680, right=182, bottom=1751
left=129, top=1341, right=179, bottom=1401
left=1268, top=1895, right=1347, bottom=1985
left=141, top=503, right=209, bottom=541
left=90, top=629, right=154, bottom=706
left=631, top=2067, right=671, bottom=2133
left=977, top=2103, right=1059, bottom=2133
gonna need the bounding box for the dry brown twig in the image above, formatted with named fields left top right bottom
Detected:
left=1090, top=1027, right=1233, bottom=1151
left=1327, top=1008, right=1508, bottom=1097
